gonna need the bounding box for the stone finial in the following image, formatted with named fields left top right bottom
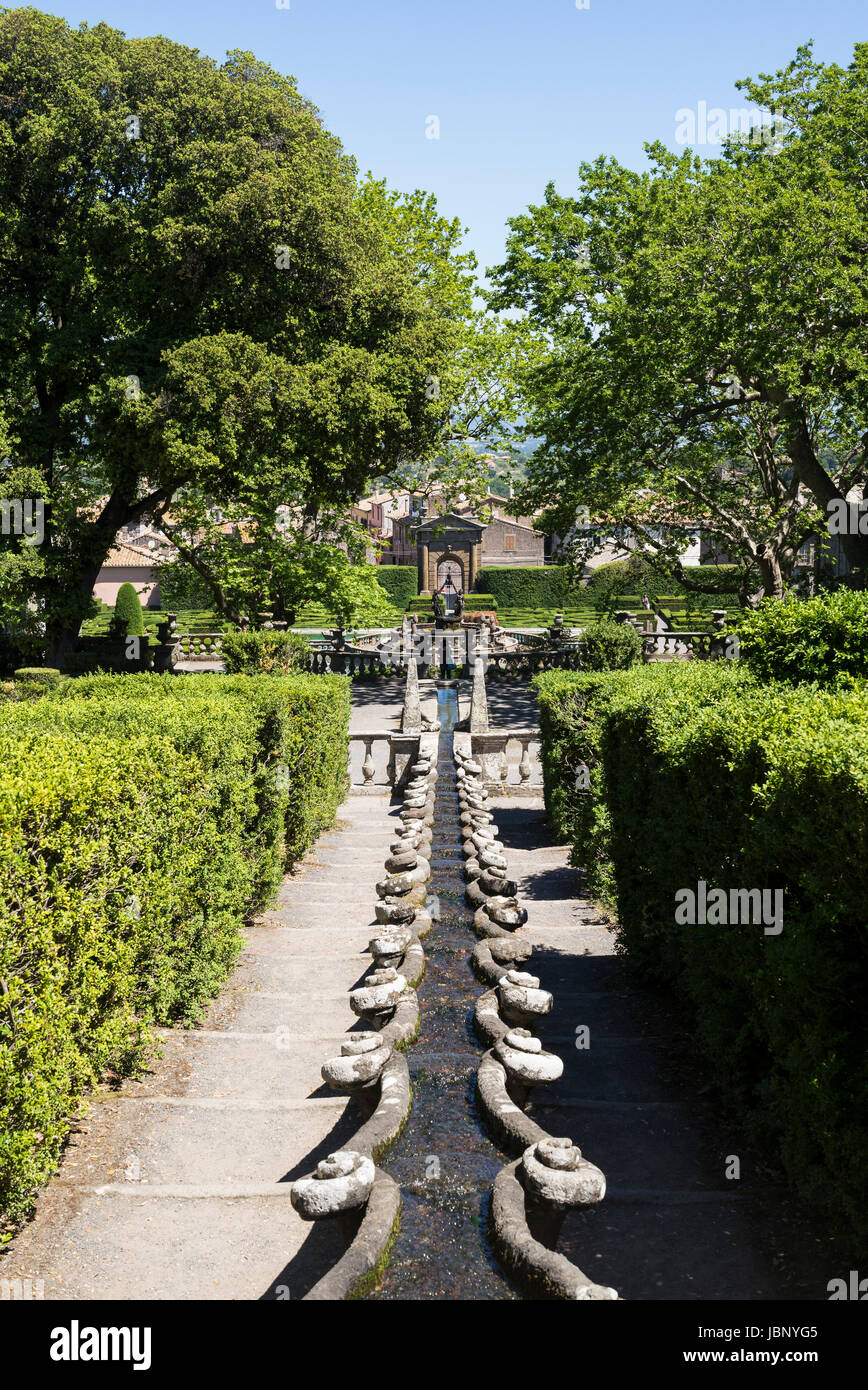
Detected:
left=485, top=902, right=528, bottom=930
left=321, top=1034, right=392, bottom=1101
left=385, top=849, right=418, bottom=874
left=495, top=1028, right=563, bottom=1093
left=488, top=937, right=533, bottom=965
left=350, top=967, right=407, bottom=1024
left=484, top=893, right=520, bottom=913
left=376, top=871, right=415, bottom=898
left=479, top=869, right=518, bottom=898
left=497, top=970, right=553, bottom=1027
left=369, top=926, right=412, bottom=968
left=291, top=1151, right=376, bottom=1221
left=375, top=897, right=416, bottom=926
left=478, top=846, right=507, bottom=867
left=522, top=1138, right=606, bottom=1209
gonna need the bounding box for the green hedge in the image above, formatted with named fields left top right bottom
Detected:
left=0, top=672, right=349, bottom=1222
left=222, top=629, right=309, bottom=675
left=375, top=565, right=418, bottom=608
left=535, top=663, right=868, bottom=1243
left=585, top=559, right=741, bottom=600
left=476, top=566, right=572, bottom=607
left=736, top=589, right=868, bottom=686
left=580, top=619, right=642, bottom=670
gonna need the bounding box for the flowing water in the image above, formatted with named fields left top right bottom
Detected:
left=368, top=686, right=520, bottom=1300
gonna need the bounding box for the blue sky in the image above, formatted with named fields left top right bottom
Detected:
left=41, top=0, right=865, bottom=278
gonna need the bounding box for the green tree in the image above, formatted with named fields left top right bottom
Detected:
left=0, top=11, right=473, bottom=663
left=488, top=44, right=868, bottom=599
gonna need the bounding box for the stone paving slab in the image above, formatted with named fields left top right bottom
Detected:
left=0, top=796, right=396, bottom=1301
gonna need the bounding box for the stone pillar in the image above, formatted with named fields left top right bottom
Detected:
left=470, top=541, right=480, bottom=590
left=420, top=541, right=430, bottom=594
left=401, top=656, right=422, bottom=733
left=470, top=657, right=489, bottom=734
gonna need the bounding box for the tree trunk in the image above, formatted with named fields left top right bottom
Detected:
left=756, top=546, right=784, bottom=600
left=780, top=402, right=868, bottom=575
left=45, top=558, right=106, bottom=667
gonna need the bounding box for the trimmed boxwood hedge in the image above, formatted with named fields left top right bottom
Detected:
left=0, top=672, right=349, bottom=1222
left=736, top=589, right=868, bottom=687
left=477, top=566, right=572, bottom=607
left=221, top=629, right=310, bottom=675
left=375, top=565, right=418, bottom=608
left=535, top=663, right=868, bottom=1244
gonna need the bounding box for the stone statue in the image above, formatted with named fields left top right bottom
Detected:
left=432, top=590, right=444, bottom=620
left=455, top=590, right=465, bottom=618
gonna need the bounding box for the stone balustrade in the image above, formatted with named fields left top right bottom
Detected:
left=173, top=632, right=225, bottom=661
left=469, top=728, right=542, bottom=793
left=348, top=731, right=428, bottom=794
left=641, top=630, right=720, bottom=662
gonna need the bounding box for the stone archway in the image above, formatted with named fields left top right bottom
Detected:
left=436, top=555, right=464, bottom=592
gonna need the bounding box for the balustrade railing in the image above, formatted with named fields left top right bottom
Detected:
left=169, top=627, right=724, bottom=673
left=641, top=631, right=719, bottom=662
left=174, top=632, right=225, bottom=661
left=347, top=730, right=429, bottom=793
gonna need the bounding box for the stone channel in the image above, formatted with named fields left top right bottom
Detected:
left=369, top=686, right=520, bottom=1300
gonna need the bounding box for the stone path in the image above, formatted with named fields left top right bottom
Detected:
left=491, top=798, right=836, bottom=1301
left=1, top=798, right=398, bottom=1301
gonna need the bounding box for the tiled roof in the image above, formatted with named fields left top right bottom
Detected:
left=101, top=542, right=171, bottom=568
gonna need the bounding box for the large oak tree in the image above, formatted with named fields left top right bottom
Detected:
left=0, top=9, right=475, bottom=660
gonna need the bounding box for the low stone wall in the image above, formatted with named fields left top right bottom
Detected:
left=453, top=734, right=620, bottom=1301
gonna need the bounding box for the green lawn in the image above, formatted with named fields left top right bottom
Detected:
left=81, top=606, right=231, bottom=637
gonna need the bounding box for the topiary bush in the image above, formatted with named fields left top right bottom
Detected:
left=736, top=589, right=868, bottom=687
left=12, top=667, right=62, bottom=685
left=0, top=670, right=350, bottom=1222
left=375, top=565, right=418, bottom=609
left=580, top=619, right=642, bottom=670
left=534, top=662, right=868, bottom=1246
left=222, top=629, right=310, bottom=675
left=113, top=582, right=145, bottom=636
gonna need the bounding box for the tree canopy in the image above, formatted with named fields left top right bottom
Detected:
left=0, top=8, right=487, bottom=657
left=487, top=44, right=868, bottom=601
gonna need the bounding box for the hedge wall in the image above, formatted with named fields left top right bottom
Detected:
left=0, top=672, right=349, bottom=1222
left=476, top=566, right=572, bottom=607
left=535, top=663, right=868, bottom=1243
left=736, top=589, right=868, bottom=687
left=375, top=565, right=418, bottom=608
